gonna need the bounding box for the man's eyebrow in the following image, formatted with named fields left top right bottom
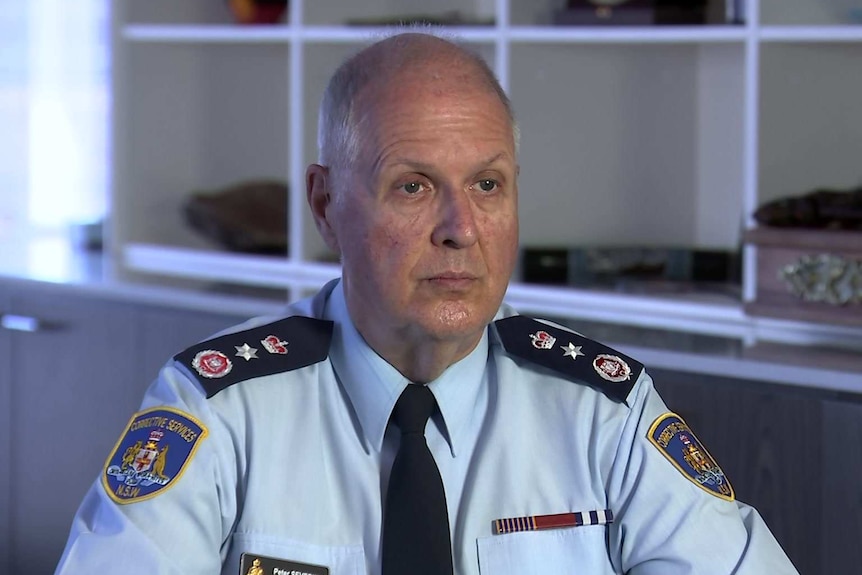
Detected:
left=380, top=158, right=435, bottom=173
left=476, top=152, right=513, bottom=169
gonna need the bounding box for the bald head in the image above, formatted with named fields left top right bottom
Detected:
left=317, top=32, right=518, bottom=172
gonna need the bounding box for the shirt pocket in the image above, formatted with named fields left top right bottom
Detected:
left=224, top=533, right=366, bottom=575
left=477, top=525, right=614, bottom=575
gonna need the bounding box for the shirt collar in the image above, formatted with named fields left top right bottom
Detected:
left=325, top=280, right=488, bottom=456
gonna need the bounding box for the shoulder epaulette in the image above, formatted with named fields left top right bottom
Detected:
left=174, top=315, right=333, bottom=398
left=494, top=315, right=643, bottom=404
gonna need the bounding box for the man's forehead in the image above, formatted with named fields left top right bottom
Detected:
left=359, top=59, right=483, bottom=101
left=356, top=66, right=508, bottom=125
left=375, top=150, right=515, bottom=175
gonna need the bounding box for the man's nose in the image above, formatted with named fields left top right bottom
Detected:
left=431, top=186, right=478, bottom=249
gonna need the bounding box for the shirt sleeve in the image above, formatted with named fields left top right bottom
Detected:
left=54, top=362, right=239, bottom=575
left=606, top=371, right=800, bottom=575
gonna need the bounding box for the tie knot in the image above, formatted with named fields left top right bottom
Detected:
left=392, top=384, right=436, bottom=435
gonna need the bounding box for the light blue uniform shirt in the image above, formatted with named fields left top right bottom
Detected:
left=55, top=279, right=798, bottom=574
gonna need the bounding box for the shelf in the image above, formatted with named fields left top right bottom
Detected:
left=5, top=234, right=861, bottom=396
left=124, top=244, right=340, bottom=290
left=123, top=24, right=500, bottom=44
left=123, top=243, right=862, bottom=350
left=123, top=23, right=750, bottom=45
left=124, top=23, right=862, bottom=46
left=299, top=26, right=499, bottom=43
left=619, top=341, right=862, bottom=394
left=505, top=281, right=745, bottom=336
left=123, top=24, right=294, bottom=43
left=124, top=244, right=742, bottom=332
left=507, top=25, right=747, bottom=44
left=759, top=25, right=862, bottom=42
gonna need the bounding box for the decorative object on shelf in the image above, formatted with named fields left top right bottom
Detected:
left=183, top=180, right=288, bottom=255
left=744, top=227, right=862, bottom=326
left=552, top=0, right=715, bottom=26
left=345, top=11, right=494, bottom=27
left=753, top=185, right=862, bottom=230
left=521, top=246, right=741, bottom=296
left=227, top=0, right=288, bottom=25
left=554, top=0, right=654, bottom=26
left=781, top=254, right=861, bottom=306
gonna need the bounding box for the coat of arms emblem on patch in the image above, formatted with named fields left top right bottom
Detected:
left=102, top=407, right=208, bottom=504
left=648, top=412, right=734, bottom=501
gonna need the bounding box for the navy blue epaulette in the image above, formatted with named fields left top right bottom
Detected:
left=494, top=315, right=643, bottom=404
left=174, top=316, right=333, bottom=398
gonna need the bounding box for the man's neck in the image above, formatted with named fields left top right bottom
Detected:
left=377, top=331, right=484, bottom=383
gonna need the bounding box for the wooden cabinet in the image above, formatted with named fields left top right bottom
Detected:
left=1, top=276, right=859, bottom=571
left=7, top=287, right=138, bottom=575
left=108, top=0, right=862, bottom=350
left=0, top=280, right=247, bottom=573
left=653, top=368, right=862, bottom=574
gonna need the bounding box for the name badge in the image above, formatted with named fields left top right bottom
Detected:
left=240, top=553, right=329, bottom=575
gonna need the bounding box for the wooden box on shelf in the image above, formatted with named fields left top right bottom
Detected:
left=745, top=227, right=862, bottom=326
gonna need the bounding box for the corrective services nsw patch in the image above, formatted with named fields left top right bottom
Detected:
left=648, top=412, right=734, bottom=501
left=102, top=407, right=208, bottom=504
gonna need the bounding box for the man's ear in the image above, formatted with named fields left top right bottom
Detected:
left=306, top=163, right=340, bottom=253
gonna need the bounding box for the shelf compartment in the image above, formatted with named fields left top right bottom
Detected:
left=301, top=0, right=495, bottom=27
left=298, top=42, right=364, bottom=264
left=757, top=42, right=862, bottom=206
left=760, top=0, right=862, bottom=27
left=112, top=43, right=291, bottom=256
left=509, top=42, right=745, bottom=252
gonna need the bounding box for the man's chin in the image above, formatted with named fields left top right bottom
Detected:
left=419, top=301, right=495, bottom=342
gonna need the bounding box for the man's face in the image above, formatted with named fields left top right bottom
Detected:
left=327, top=67, right=519, bottom=347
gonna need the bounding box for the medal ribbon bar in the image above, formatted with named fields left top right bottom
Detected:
left=493, top=509, right=614, bottom=535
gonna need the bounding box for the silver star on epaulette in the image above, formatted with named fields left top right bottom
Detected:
left=235, top=343, right=259, bottom=361
left=561, top=343, right=585, bottom=360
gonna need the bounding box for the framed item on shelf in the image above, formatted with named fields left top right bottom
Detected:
left=553, top=0, right=712, bottom=26
left=228, top=0, right=288, bottom=24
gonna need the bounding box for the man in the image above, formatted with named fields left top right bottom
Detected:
left=55, top=32, right=798, bottom=574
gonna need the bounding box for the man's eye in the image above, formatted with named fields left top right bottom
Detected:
left=475, top=179, right=498, bottom=192
left=400, top=182, right=425, bottom=194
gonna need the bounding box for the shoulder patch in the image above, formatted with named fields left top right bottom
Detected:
left=494, top=315, right=643, bottom=403
left=648, top=412, right=734, bottom=501
left=102, top=407, right=207, bottom=504
left=174, top=315, right=333, bottom=398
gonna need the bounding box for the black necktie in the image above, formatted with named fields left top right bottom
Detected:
left=382, top=384, right=454, bottom=575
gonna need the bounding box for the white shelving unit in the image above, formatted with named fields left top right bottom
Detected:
left=110, top=0, right=862, bottom=349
